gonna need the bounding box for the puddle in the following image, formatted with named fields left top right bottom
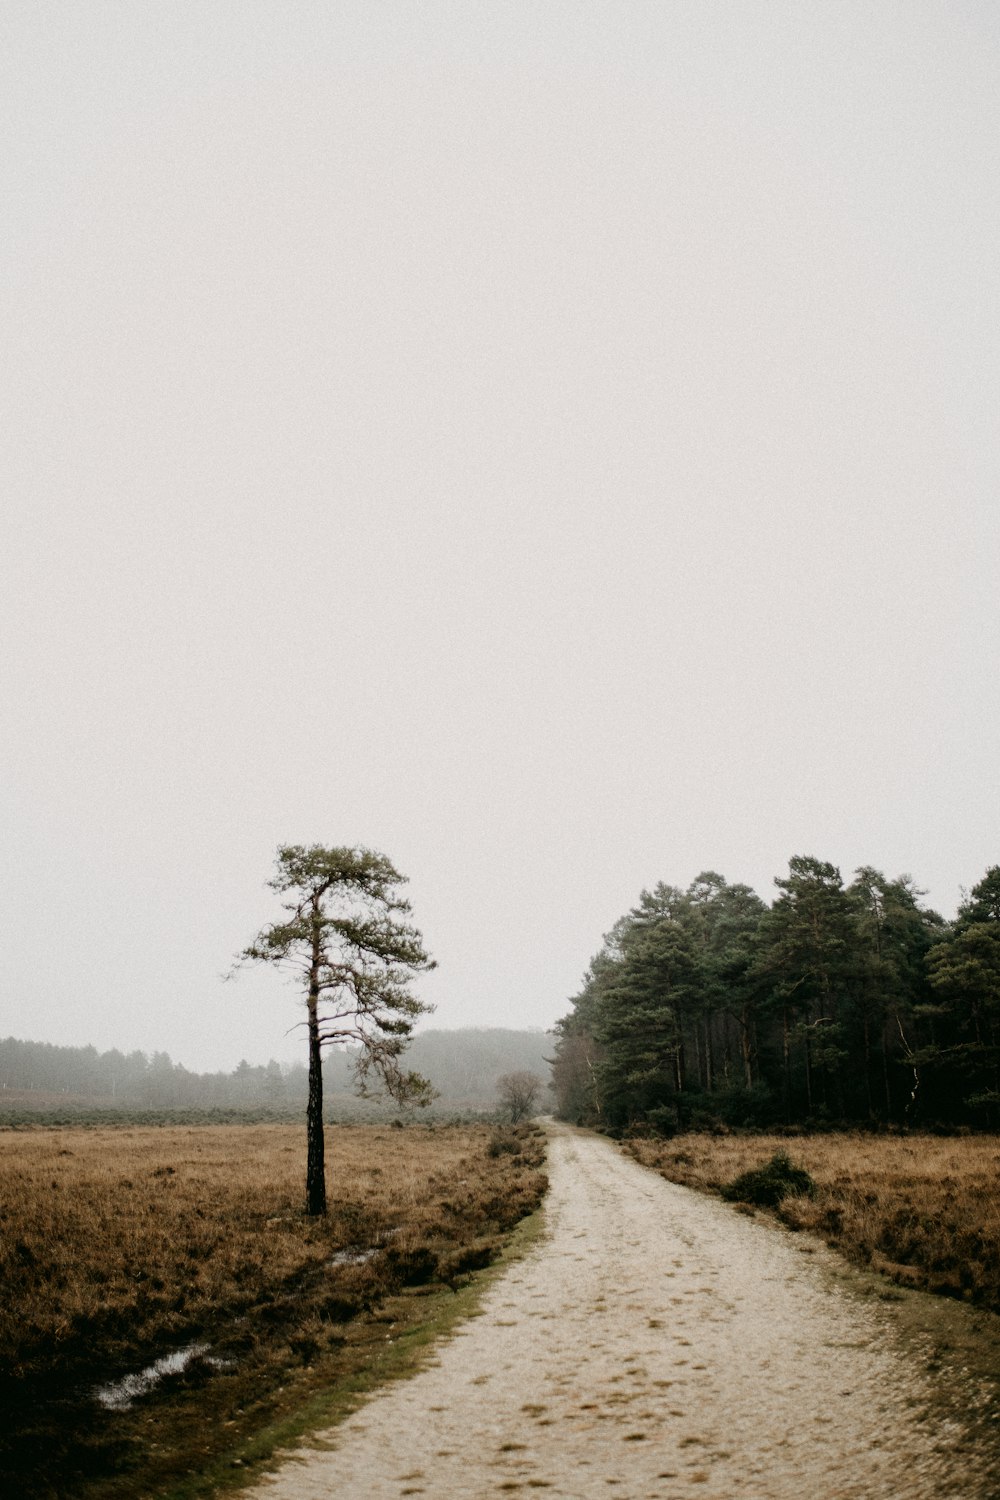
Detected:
left=329, top=1246, right=379, bottom=1267
left=94, top=1342, right=230, bottom=1411
left=94, top=1237, right=395, bottom=1413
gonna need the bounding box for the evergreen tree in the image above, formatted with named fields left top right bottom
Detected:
left=755, top=858, right=856, bottom=1119
left=239, top=845, right=434, bottom=1214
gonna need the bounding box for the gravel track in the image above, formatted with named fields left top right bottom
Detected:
left=249, top=1124, right=1000, bottom=1498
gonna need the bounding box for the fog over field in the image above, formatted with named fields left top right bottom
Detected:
left=0, top=1027, right=553, bottom=1116
left=3, top=3, right=998, bottom=1072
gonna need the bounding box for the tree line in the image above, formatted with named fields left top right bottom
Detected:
left=0, top=1029, right=552, bottom=1114
left=0, top=1038, right=300, bottom=1110
left=551, top=859, right=1000, bottom=1132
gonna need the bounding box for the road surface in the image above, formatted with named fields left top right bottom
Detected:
left=250, top=1123, right=1000, bottom=1498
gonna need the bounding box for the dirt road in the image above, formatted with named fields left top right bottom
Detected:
left=251, top=1124, right=1000, bottom=1498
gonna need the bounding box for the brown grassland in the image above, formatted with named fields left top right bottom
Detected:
left=626, top=1131, right=1000, bottom=1310
left=0, top=1119, right=547, bottom=1500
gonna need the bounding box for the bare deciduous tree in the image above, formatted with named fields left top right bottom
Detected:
left=497, top=1070, right=543, bottom=1123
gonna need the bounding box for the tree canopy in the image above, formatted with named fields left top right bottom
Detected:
left=551, top=858, right=997, bottom=1132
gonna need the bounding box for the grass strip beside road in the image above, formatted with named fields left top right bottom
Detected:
left=183, top=1201, right=549, bottom=1500
left=626, top=1130, right=1000, bottom=1310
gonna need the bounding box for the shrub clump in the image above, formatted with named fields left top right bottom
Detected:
left=487, top=1129, right=521, bottom=1158
left=720, top=1150, right=815, bottom=1208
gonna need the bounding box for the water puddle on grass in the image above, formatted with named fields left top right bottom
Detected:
left=328, top=1246, right=379, bottom=1267
left=93, top=1238, right=391, bottom=1414
left=93, top=1342, right=231, bottom=1411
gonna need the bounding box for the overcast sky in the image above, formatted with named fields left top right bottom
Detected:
left=3, top=2, right=998, bottom=1072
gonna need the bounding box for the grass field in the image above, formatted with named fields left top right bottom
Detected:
left=0, top=1119, right=547, bottom=1499
left=626, top=1131, right=1000, bottom=1310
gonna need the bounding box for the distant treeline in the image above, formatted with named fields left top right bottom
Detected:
left=0, top=1028, right=552, bottom=1115
left=551, top=860, right=1000, bottom=1132
left=0, top=1039, right=299, bottom=1111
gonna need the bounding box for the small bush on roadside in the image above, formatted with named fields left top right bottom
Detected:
left=439, top=1240, right=498, bottom=1283
left=487, top=1129, right=521, bottom=1157
left=645, top=1106, right=678, bottom=1138
left=379, top=1244, right=439, bottom=1286
left=720, top=1150, right=815, bottom=1207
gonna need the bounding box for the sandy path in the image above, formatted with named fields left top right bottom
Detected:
left=250, top=1124, right=999, bottom=1499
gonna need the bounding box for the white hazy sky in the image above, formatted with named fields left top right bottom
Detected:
left=3, top=2, right=999, bottom=1072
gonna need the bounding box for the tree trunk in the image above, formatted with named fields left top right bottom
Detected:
left=305, top=916, right=327, bottom=1216
left=804, top=1031, right=813, bottom=1114
left=741, top=1005, right=753, bottom=1089
left=306, top=994, right=326, bottom=1214
left=881, top=1019, right=893, bottom=1122
left=782, top=1007, right=791, bottom=1121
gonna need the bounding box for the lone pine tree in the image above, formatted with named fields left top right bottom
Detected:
left=240, top=844, right=435, bottom=1214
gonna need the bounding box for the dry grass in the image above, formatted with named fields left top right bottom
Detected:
left=626, top=1131, right=1000, bottom=1310
left=0, top=1120, right=547, bottom=1499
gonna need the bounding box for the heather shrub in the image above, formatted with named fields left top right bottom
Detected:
left=720, top=1150, right=815, bottom=1208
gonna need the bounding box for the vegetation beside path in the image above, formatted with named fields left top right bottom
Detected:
left=0, top=1119, right=547, bottom=1499
left=627, top=1130, right=1000, bottom=1312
